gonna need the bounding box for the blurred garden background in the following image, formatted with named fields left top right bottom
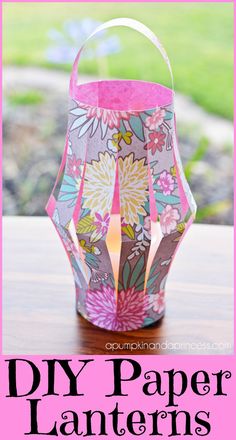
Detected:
left=2, top=2, right=234, bottom=224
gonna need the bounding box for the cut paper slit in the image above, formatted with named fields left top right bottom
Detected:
left=106, top=213, right=122, bottom=295
left=144, top=220, right=163, bottom=290
left=68, top=220, right=79, bottom=251
left=46, top=18, right=196, bottom=331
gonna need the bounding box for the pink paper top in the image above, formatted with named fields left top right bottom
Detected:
left=71, top=79, right=174, bottom=112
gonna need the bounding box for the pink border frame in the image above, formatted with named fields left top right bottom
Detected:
left=2, top=0, right=233, bottom=2
left=0, top=2, right=235, bottom=438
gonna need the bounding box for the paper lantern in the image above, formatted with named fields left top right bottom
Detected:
left=46, top=18, right=196, bottom=331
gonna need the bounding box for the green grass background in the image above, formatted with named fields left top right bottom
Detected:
left=3, top=2, right=234, bottom=119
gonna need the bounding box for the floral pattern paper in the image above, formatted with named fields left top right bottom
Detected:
left=46, top=22, right=196, bottom=332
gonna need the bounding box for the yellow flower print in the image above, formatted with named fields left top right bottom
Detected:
left=118, top=153, right=148, bottom=226
left=82, top=152, right=116, bottom=216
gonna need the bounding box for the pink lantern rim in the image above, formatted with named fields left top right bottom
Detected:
left=70, top=79, right=174, bottom=112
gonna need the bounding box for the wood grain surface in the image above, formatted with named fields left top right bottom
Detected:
left=2, top=216, right=233, bottom=355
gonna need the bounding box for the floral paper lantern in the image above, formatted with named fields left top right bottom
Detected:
left=46, top=18, right=196, bottom=331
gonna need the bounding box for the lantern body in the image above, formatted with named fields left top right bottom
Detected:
left=46, top=19, right=196, bottom=331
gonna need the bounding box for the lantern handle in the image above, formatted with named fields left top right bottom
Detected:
left=70, top=17, right=174, bottom=94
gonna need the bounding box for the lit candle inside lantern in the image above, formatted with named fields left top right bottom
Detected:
left=106, top=214, right=162, bottom=293
left=106, top=214, right=121, bottom=291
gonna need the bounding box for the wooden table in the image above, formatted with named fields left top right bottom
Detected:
left=3, top=217, right=233, bottom=355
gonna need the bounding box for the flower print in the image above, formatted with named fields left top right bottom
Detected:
left=121, top=221, right=135, bottom=240
left=67, top=154, right=82, bottom=178
left=86, top=105, right=131, bottom=129
left=52, top=210, right=88, bottom=286
left=53, top=210, right=77, bottom=253
left=118, top=153, right=149, bottom=226
left=135, top=216, right=151, bottom=241
left=144, top=215, right=151, bottom=230
left=85, top=284, right=148, bottom=331
left=144, top=131, right=166, bottom=155
left=157, top=170, right=175, bottom=196
left=79, top=239, right=101, bottom=257
left=82, top=152, right=116, bottom=216
left=93, top=212, right=110, bottom=236
left=128, top=239, right=150, bottom=260
left=92, top=247, right=101, bottom=255
left=107, top=138, right=120, bottom=153
left=128, top=216, right=151, bottom=260
left=145, top=107, right=166, bottom=130
left=84, top=152, right=148, bottom=230
left=79, top=239, right=108, bottom=282
left=90, top=212, right=110, bottom=242
left=58, top=174, right=81, bottom=207
left=70, top=103, right=136, bottom=139
left=107, top=131, right=133, bottom=153
left=90, top=269, right=109, bottom=283
left=148, top=290, right=165, bottom=314
left=160, top=205, right=180, bottom=235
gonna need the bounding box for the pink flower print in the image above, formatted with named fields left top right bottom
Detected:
left=148, top=290, right=165, bottom=314
left=145, top=131, right=166, bottom=155
left=83, top=105, right=133, bottom=130
left=85, top=285, right=148, bottom=331
left=145, top=108, right=166, bottom=130
left=67, top=154, right=81, bottom=178
left=135, top=215, right=151, bottom=242
left=160, top=205, right=180, bottom=235
left=144, top=215, right=151, bottom=231
left=157, top=170, right=175, bottom=196
left=93, top=212, right=110, bottom=236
